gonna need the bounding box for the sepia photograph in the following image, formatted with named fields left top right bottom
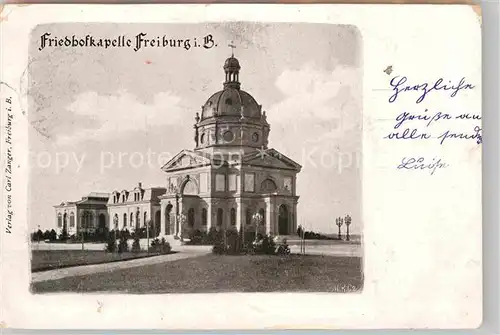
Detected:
left=27, top=22, right=363, bottom=294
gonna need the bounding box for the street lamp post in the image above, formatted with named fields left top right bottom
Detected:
left=336, top=217, right=344, bottom=240
left=344, top=215, right=352, bottom=241
left=252, top=212, right=263, bottom=241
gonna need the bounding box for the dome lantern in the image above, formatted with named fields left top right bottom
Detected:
left=223, top=41, right=241, bottom=89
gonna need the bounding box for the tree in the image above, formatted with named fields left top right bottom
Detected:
left=59, top=226, right=68, bottom=241
left=118, top=235, right=129, bottom=253
left=106, top=232, right=117, bottom=253
left=131, top=236, right=141, bottom=253
left=35, top=229, right=43, bottom=242
left=49, top=229, right=57, bottom=241
left=344, top=215, right=352, bottom=241
left=335, top=217, right=344, bottom=240
left=43, top=230, right=51, bottom=240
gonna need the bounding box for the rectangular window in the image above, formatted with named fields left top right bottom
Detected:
left=284, top=177, right=293, bottom=193
left=200, top=173, right=208, bottom=192
left=228, top=174, right=237, bottom=191
left=244, top=173, right=255, bottom=192
left=215, top=173, right=226, bottom=192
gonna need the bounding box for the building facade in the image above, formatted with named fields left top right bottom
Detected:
left=107, top=183, right=166, bottom=234
left=54, top=192, right=110, bottom=236
left=159, top=55, right=301, bottom=238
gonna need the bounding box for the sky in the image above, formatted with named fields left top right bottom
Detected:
left=28, top=22, right=362, bottom=234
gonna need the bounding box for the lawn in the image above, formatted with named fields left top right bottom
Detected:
left=31, top=254, right=363, bottom=293
left=31, top=250, right=172, bottom=272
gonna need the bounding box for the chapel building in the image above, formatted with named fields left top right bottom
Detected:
left=159, top=54, right=302, bottom=239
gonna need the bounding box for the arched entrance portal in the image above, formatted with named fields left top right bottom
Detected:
left=278, top=204, right=289, bottom=235
left=165, top=204, right=173, bottom=235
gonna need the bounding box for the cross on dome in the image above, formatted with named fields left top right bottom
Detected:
left=228, top=41, right=236, bottom=57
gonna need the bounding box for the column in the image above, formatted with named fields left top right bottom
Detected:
left=207, top=198, right=213, bottom=231
left=176, top=196, right=183, bottom=236
left=236, top=198, right=243, bottom=233
left=160, top=202, right=166, bottom=236
left=265, top=197, right=272, bottom=235
left=292, top=200, right=298, bottom=234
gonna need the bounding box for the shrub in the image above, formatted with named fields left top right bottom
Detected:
left=188, top=229, right=204, bottom=245
left=43, top=230, right=51, bottom=240
left=261, top=235, right=277, bottom=255
left=36, top=229, right=43, bottom=241
left=249, top=234, right=278, bottom=255
left=212, top=242, right=226, bottom=255
left=160, top=238, right=171, bottom=254
left=207, top=227, right=218, bottom=244
left=225, top=229, right=241, bottom=255
left=58, top=228, right=68, bottom=241
left=149, top=237, right=171, bottom=254
left=105, top=233, right=117, bottom=252
left=49, top=229, right=57, bottom=241
left=131, top=237, right=141, bottom=253
left=118, top=235, right=129, bottom=253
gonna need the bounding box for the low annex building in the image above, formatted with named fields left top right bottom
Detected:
left=54, top=192, right=110, bottom=236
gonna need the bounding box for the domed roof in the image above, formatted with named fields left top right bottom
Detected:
left=224, top=56, right=240, bottom=69
left=201, top=88, right=261, bottom=120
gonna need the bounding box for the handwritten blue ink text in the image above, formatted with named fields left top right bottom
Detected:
left=438, top=126, right=482, bottom=145
left=394, top=109, right=453, bottom=129
left=397, top=157, right=448, bottom=175
left=389, top=76, right=475, bottom=104
left=384, top=128, right=431, bottom=140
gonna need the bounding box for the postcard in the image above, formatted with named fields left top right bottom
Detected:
left=0, top=3, right=481, bottom=330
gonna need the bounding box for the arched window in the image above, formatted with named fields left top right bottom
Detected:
left=130, top=213, right=134, bottom=226
left=230, top=208, right=236, bottom=226
left=57, top=214, right=62, bottom=228
left=260, top=179, right=277, bottom=193
left=217, top=208, right=223, bottom=227
left=188, top=208, right=195, bottom=227
left=144, top=212, right=148, bottom=227
left=202, top=208, right=208, bottom=226
left=246, top=209, right=252, bottom=225
left=183, top=180, right=198, bottom=195
left=123, top=213, right=127, bottom=227
left=70, top=212, right=75, bottom=227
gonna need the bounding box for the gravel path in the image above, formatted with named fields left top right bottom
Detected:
left=31, top=246, right=211, bottom=283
